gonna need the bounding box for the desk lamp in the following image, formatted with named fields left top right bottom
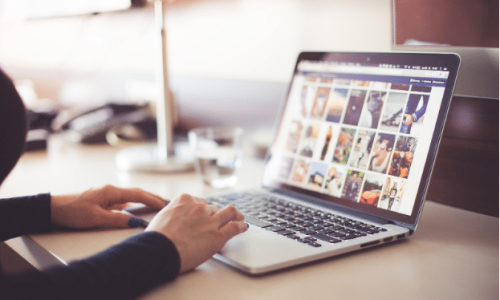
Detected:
left=115, top=0, right=194, bottom=172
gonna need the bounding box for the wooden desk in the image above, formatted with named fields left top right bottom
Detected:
left=1, top=137, right=498, bottom=300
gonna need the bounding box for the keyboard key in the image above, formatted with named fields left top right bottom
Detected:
left=358, top=227, right=379, bottom=234
left=338, top=234, right=358, bottom=240
left=244, top=215, right=273, bottom=228
left=310, top=233, right=342, bottom=243
left=300, top=229, right=317, bottom=235
left=330, top=232, right=346, bottom=238
left=301, top=222, right=313, bottom=227
left=278, top=230, right=296, bottom=236
left=329, top=225, right=344, bottom=231
left=303, top=236, right=317, bottom=242
left=268, top=226, right=286, bottom=232
left=319, top=229, right=335, bottom=235
left=308, top=242, right=322, bottom=247
left=275, top=220, right=288, bottom=226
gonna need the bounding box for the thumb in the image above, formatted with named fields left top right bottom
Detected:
left=98, top=211, right=144, bottom=228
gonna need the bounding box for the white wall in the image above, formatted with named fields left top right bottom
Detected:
left=0, top=0, right=393, bottom=84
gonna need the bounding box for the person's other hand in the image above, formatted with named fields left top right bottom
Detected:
left=51, top=185, right=167, bottom=229
left=146, top=193, right=248, bottom=273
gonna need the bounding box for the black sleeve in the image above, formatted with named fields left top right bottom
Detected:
left=0, top=194, right=52, bottom=242
left=1, top=231, right=181, bottom=300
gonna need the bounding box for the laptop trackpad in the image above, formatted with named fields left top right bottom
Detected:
left=215, top=226, right=323, bottom=273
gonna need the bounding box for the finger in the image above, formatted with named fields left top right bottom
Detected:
left=191, top=196, right=208, bottom=205
left=104, top=186, right=166, bottom=210
left=213, top=205, right=244, bottom=228
left=97, top=210, right=141, bottom=228
left=206, top=205, right=220, bottom=216
left=109, top=203, right=128, bottom=211
left=219, top=220, right=248, bottom=242
left=141, top=190, right=170, bottom=205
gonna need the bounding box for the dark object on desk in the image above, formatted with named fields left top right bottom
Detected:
left=51, top=102, right=155, bottom=144
left=25, top=109, right=58, bottom=151
left=427, top=96, right=499, bottom=217
left=25, top=129, right=49, bottom=151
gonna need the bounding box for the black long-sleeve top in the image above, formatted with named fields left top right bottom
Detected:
left=0, top=193, right=181, bottom=300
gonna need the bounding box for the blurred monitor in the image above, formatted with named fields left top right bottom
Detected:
left=392, top=0, right=499, bottom=99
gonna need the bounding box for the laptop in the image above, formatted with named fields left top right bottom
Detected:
left=140, top=52, right=461, bottom=274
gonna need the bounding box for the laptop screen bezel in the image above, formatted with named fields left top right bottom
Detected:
left=261, top=51, right=461, bottom=229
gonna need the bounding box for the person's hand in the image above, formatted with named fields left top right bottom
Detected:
left=146, top=193, right=248, bottom=273
left=403, top=114, right=414, bottom=126
left=51, top=185, right=167, bottom=229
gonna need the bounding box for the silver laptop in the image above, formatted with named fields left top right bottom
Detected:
left=142, top=52, right=461, bottom=274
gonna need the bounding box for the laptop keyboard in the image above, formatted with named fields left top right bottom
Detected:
left=206, top=191, right=387, bottom=248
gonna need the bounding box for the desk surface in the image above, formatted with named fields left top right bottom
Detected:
left=1, top=137, right=498, bottom=300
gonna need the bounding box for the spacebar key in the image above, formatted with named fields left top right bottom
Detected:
left=244, top=215, right=273, bottom=228
left=310, top=233, right=341, bottom=243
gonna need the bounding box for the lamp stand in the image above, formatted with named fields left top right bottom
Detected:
left=115, top=0, right=194, bottom=172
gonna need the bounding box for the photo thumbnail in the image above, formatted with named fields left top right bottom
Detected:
left=359, top=173, right=385, bottom=207
left=390, top=83, right=410, bottom=91
left=310, top=87, right=330, bottom=120
left=379, top=177, right=407, bottom=212
left=343, top=89, right=367, bottom=126
left=290, top=159, right=311, bottom=184
left=305, top=76, right=318, bottom=83
left=326, top=88, right=348, bottom=123
left=400, top=94, right=429, bottom=135
left=359, top=91, right=387, bottom=129
left=388, top=136, right=418, bottom=179
left=324, top=165, right=346, bottom=198
left=308, top=162, right=328, bottom=189
left=297, top=85, right=315, bottom=119
left=379, top=92, right=408, bottom=132
left=277, top=156, right=294, bottom=180
left=411, top=85, right=432, bottom=93
left=319, top=125, right=334, bottom=161
left=284, top=120, right=303, bottom=154
left=372, top=82, right=390, bottom=90
left=342, top=170, right=365, bottom=202
left=352, top=80, right=370, bottom=87
left=349, top=130, right=376, bottom=169
left=298, top=123, right=321, bottom=158
left=334, top=78, right=351, bottom=86
left=333, top=127, right=356, bottom=165
left=368, top=133, right=395, bottom=174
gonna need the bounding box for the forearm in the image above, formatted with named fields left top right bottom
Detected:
left=0, top=194, right=52, bottom=241
left=2, top=231, right=180, bottom=300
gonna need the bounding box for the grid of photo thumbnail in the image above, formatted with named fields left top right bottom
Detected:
left=278, top=75, right=432, bottom=215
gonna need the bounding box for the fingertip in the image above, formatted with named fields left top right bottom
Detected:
left=236, top=222, right=248, bottom=234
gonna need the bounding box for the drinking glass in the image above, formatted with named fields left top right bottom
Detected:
left=188, top=127, right=244, bottom=188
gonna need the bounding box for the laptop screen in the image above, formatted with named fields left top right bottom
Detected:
left=262, top=52, right=460, bottom=227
